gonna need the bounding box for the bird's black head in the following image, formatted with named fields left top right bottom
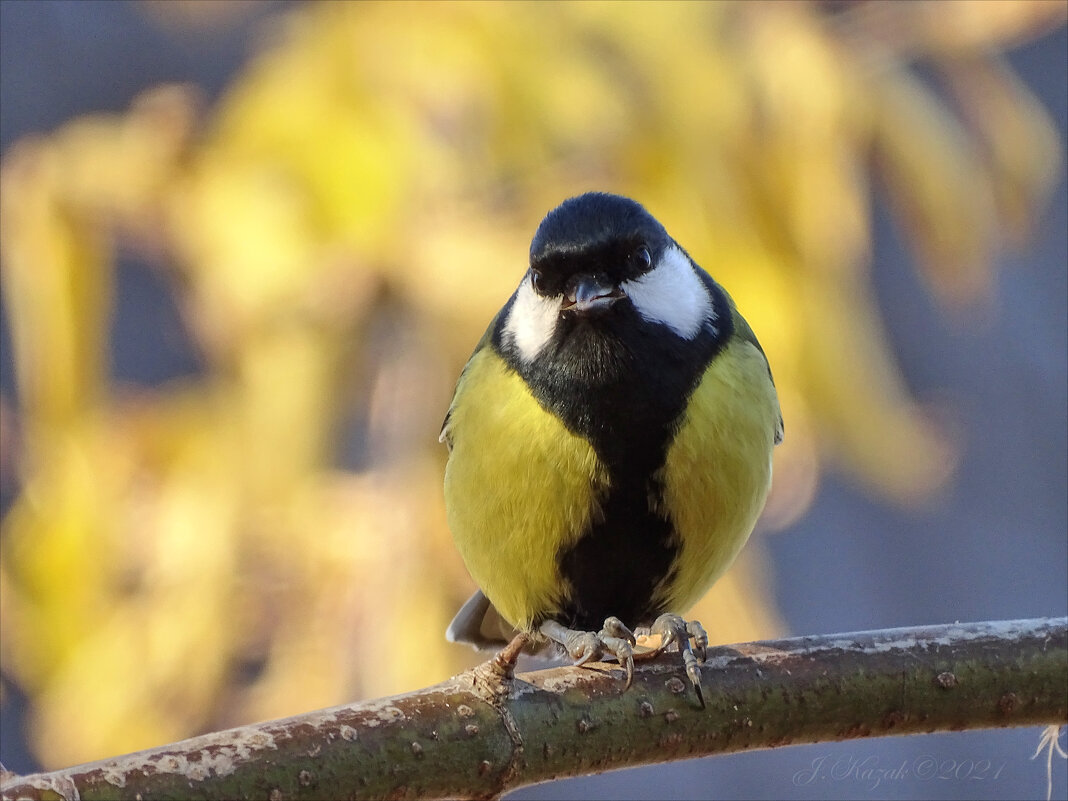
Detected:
left=498, top=192, right=723, bottom=373
left=528, top=193, right=671, bottom=310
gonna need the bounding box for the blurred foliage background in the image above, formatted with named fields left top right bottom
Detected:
left=0, top=0, right=1065, bottom=789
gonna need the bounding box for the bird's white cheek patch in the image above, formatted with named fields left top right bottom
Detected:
left=503, top=278, right=561, bottom=363
left=623, top=245, right=713, bottom=340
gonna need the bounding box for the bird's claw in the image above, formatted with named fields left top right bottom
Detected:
left=637, top=613, right=708, bottom=708
left=563, top=631, right=601, bottom=665
left=541, top=618, right=636, bottom=690
left=601, top=616, right=637, bottom=646
left=681, top=644, right=705, bottom=708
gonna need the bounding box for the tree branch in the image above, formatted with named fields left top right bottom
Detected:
left=3, top=617, right=1065, bottom=801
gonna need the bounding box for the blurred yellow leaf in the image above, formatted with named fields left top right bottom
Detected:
left=0, top=0, right=1062, bottom=768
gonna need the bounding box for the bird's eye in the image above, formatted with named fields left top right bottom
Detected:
left=530, top=268, right=543, bottom=292
left=634, top=245, right=652, bottom=271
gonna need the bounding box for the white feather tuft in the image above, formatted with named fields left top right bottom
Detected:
left=623, top=245, right=713, bottom=340
left=503, top=276, right=561, bottom=363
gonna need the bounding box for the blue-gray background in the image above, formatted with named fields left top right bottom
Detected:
left=0, top=2, right=1064, bottom=798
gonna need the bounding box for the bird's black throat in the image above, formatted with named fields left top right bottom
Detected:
left=493, top=285, right=732, bottom=631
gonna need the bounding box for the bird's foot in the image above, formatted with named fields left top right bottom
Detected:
left=539, top=617, right=637, bottom=689
left=490, top=632, right=531, bottom=679
left=635, top=613, right=708, bottom=708
left=471, top=631, right=531, bottom=700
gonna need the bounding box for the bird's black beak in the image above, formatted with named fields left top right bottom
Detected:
left=561, top=274, right=625, bottom=314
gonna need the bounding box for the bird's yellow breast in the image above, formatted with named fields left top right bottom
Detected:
left=444, top=334, right=778, bottom=632
left=655, top=337, right=778, bottom=613
left=443, top=348, right=608, bottom=631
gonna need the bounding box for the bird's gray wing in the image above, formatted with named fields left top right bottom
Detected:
left=446, top=589, right=527, bottom=650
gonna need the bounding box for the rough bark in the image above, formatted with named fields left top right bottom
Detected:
left=2, top=617, right=1065, bottom=800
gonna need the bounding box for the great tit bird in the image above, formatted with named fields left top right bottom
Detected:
left=441, top=192, right=782, bottom=703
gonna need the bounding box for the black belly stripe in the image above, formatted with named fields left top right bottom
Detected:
left=552, top=361, right=692, bottom=630
left=557, top=472, right=678, bottom=630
